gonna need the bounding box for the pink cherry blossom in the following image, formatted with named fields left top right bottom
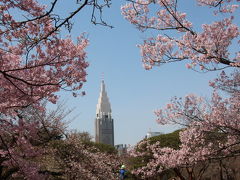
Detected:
left=0, top=0, right=117, bottom=179
left=130, top=71, right=240, bottom=179
left=121, top=0, right=240, bottom=71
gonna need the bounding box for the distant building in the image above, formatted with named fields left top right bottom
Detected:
left=146, top=131, right=162, bottom=139
left=115, top=144, right=128, bottom=155
left=95, top=80, right=114, bottom=146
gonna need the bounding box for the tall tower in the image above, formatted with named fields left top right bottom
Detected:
left=95, top=80, right=114, bottom=146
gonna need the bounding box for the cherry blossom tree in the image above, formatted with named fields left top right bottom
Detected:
left=0, top=102, right=121, bottom=179
left=209, top=70, right=240, bottom=94
left=49, top=135, right=121, bottom=180
left=0, top=102, right=69, bottom=179
left=122, top=1, right=240, bottom=179
left=129, top=71, right=240, bottom=179
left=0, top=0, right=116, bottom=179
left=121, top=0, right=240, bottom=71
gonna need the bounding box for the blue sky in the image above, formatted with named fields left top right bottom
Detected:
left=48, top=0, right=232, bottom=145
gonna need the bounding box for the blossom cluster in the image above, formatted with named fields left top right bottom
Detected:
left=121, top=0, right=240, bottom=71
left=0, top=0, right=90, bottom=179
left=130, top=71, right=240, bottom=178
left=0, top=0, right=89, bottom=114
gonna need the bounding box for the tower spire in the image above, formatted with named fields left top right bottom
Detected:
left=95, top=79, right=114, bottom=146
left=96, top=79, right=111, bottom=116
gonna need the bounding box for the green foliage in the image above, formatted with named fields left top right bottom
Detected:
left=83, top=141, right=118, bottom=154
left=134, top=129, right=181, bottom=153
left=148, top=129, right=181, bottom=150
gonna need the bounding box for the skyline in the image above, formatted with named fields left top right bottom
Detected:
left=49, top=0, right=224, bottom=145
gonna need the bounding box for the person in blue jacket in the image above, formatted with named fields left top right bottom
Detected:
left=119, top=164, right=127, bottom=179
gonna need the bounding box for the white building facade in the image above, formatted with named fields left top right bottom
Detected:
left=95, top=80, right=114, bottom=146
left=146, top=131, right=162, bottom=138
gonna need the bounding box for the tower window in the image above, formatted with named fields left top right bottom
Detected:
left=105, top=115, right=108, bottom=118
